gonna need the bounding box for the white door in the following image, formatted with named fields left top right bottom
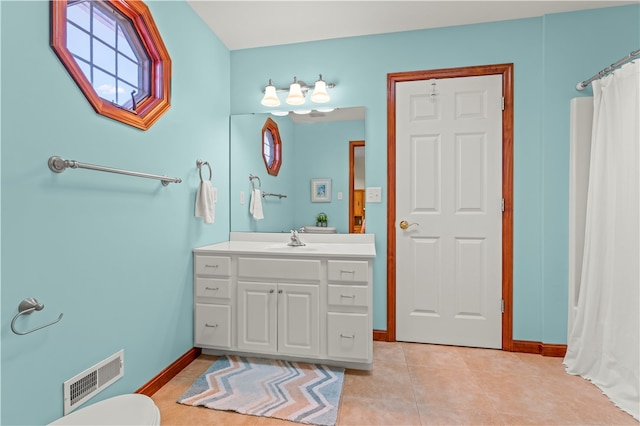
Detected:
left=395, top=75, right=503, bottom=348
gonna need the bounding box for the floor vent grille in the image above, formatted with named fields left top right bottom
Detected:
left=63, top=349, right=124, bottom=415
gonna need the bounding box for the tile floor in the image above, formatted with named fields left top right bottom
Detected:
left=151, top=342, right=638, bottom=425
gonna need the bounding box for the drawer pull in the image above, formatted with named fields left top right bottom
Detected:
left=205, top=287, right=219, bottom=291
left=269, top=289, right=275, bottom=293
left=340, top=294, right=355, bottom=299
left=340, top=334, right=355, bottom=339
left=278, top=289, right=283, bottom=294
left=205, top=264, right=219, bottom=269
left=205, top=323, right=219, bottom=328
left=340, top=269, right=356, bottom=274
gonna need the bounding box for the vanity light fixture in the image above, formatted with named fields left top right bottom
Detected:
left=261, top=79, right=281, bottom=107
left=286, top=77, right=305, bottom=105
left=261, top=74, right=336, bottom=107
left=310, top=75, right=330, bottom=103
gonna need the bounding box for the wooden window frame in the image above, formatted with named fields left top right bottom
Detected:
left=262, top=118, right=282, bottom=176
left=51, top=0, right=171, bottom=130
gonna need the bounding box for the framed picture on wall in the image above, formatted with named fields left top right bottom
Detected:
left=311, top=178, right=331, bottom=202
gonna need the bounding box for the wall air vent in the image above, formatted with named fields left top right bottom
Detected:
left=62, top=349, right=124, bottom=415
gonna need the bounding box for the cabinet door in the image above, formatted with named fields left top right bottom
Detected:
left=195, top=303, right=231, bottom=348
left=237, top=281, right=277, bottom=353
left=327, top=312, right=369, bottom=361
left=277, top=283, right=320, bottom=357
left=354, top=190, right=364, bottom=216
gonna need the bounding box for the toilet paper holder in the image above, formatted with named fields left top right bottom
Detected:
left=10, top=297, right=64, bottom=335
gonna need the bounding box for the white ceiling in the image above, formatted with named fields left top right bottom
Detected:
left=187, top=1, right=636, bottom=51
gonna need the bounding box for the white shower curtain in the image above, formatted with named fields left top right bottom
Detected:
left=564, top=60, right=640, bottom=420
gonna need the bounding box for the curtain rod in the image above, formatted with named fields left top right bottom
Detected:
left=576, top=49, right=640, bottom=90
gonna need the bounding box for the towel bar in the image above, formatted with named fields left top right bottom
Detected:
left=48, top=156, right=182, bottom=186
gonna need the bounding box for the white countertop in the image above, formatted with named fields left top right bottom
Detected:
left=194, top=232, right=376, bottom=259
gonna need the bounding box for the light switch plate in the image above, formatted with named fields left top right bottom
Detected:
left=366, top=187, right=382, bottom=203
left=337, top=192, right=343, bottom=200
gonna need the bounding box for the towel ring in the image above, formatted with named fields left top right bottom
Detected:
left=196, top=160, right=212, bottom=182
left=249, top=174, right=262, bottom=190
left=10, top=298, right=64, bottom=335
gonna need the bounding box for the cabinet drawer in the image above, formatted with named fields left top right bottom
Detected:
left=195, top=255, right=231, bottom=276
left=328, top=284, right=368, bottom=308
left=238, top=257, right=321, bottom=281
left=327, top=260, right=369, bottom=283
left=327, top=312, right=369, bottom=361
left=195, top=278, right=231, bottom=300
left=195, top=303, right=231, bottom=348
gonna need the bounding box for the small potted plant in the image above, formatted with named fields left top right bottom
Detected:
left=316, top=212, right=328, bottom=227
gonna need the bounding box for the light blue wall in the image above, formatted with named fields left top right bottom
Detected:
left=229, top=5, right=640, bottom=342
left=0, top=1, right=230, bottom=425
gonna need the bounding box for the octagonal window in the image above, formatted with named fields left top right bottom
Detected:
left=262, top=118, right=282, bottom=176
left=51, top=0, right=171, bottom=130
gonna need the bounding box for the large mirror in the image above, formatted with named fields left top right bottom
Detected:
left=230, top=107, right=365, bottom=233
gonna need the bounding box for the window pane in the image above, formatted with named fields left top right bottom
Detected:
left=67, top=1, right=90, bottom=29
left=117, top=25, right=136, bottom=61
left=93, top=39, right=115, bottom=74
left=117, top=80, right=137, bottom=107
left=66, top=23, right=90, bottom=59
left=118, top=54, right=138, bottom=87
left=263, top=131, right=274, bottom=167
left=93, top=68, right=119, bottom=103
left=92, top=4, right=116, bottom=47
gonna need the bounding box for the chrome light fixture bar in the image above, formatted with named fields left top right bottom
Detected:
left=261, top=74, right=335, bottom=107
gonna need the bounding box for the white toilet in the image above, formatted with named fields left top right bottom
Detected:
left=48, top=394, right=160, bottom=425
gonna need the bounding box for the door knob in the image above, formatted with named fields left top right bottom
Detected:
left=399, top=220, right=419, bottom=230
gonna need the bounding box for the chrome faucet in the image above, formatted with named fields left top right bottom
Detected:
left=288, top=230, right=306, bottom=247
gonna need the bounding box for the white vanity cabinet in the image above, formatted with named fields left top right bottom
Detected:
left=193, top=233, right=376, bottom=370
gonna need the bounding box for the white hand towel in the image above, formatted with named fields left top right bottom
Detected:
left=195, top=180, right=215, bottom=224
left=250, top=188, right=264, bottom=220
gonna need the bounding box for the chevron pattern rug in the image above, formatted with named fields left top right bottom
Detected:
left=177, top=355, right=345, bottom=426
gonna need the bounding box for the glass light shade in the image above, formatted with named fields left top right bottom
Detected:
left=292, top=109, right=311, bottom=115
left=310, top=79, right=330, bottom=103
left=286, top=82, right=305, bottom=105
left=261, top=84, right=280, bottom=107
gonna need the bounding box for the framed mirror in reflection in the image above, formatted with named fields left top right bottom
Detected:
left=230, top=107, right=365, bottom=234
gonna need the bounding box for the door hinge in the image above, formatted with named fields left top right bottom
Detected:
left=501, top=198, right=505, bottom=212
left=501, top=299, right=505, bottom=314
left=501, top=97, right=505, bottom=111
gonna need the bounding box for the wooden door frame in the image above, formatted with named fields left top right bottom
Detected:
left=385, top=63, right=514, bottom=351
left=349, top=140, right=365, bottom=233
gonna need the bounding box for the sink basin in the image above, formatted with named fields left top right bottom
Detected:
left=264, top=243, right=319, bottom=252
